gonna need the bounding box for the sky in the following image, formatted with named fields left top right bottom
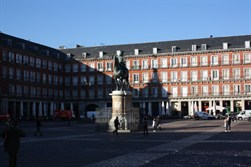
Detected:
left=0, top=0, right=251, bottom=49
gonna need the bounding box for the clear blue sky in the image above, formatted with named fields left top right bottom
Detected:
left=0, top=0, right=251, bottom=49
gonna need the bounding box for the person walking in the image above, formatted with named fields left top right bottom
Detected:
left=152, top=118, right=157, bottom=132
left=113, top=116, right=120, bottom=135
left=34, top=117, right=42, bottom=136
left=224, top=115, right=232, bottom=132
left=143, top=117, right=149, bottom=136
left=156, top=116, right=162, bottom=130
left=1, top=120, right=26, bottom=167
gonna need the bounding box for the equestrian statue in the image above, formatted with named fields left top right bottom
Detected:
left=113, top=51, right=129, bottom=91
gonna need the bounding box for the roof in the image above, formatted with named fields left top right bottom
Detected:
left=60, top=35, right=251, bottom=60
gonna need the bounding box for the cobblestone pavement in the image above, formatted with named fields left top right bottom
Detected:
left=0, top=119, right=251, bottom=167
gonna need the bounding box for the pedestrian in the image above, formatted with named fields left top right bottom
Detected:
left=34, top=117, right=42, bottom=136
left=152, top=118, right=157, bottom=132
left=1, top=120, right=26, bottom=167
left=113, top=116, right=120, bottom=135
left=224, top=115, right=232, bottom=132
left=156, top=116, right=162, bottom=130
left=143, top=117, right=149, bottom=136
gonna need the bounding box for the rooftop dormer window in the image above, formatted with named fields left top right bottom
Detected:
left=134, top=49, right=139, bottom=55
left=172, top=46, right=176, bottom=52
left=192, top=45, right=197, bottom=51
left=201, top=44, right=207, bottom=51
left=153, top=47, right=158, bottom=54
left=99, top=51, right=103, bottom=58
left=223, top=42, right=228, bottom=50
left=245, top=41, right=250, bottom=48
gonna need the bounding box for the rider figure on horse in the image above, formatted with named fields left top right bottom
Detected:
left=113, top=51, right=129, bottom=91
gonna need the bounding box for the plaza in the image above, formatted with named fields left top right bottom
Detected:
left=1, top=119, right=251, bottom=167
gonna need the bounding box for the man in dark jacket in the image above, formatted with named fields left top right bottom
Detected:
left=112, top=116, right=120, bottom=135
left=1, top=120, right=26, bottom=167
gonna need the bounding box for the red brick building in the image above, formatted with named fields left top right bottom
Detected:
left=1, top=32, right=251, bottom=119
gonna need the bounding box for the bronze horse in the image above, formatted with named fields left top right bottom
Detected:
left=113, top=54, right=129, bottom=91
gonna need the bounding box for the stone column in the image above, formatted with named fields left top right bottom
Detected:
left=108, top=91, right=138, bottom=132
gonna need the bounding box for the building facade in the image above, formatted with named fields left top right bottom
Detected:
left=1, top=32, right=251, bottom=119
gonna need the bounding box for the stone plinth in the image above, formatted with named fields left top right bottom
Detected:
left=108, top=91, right=139, bottom=132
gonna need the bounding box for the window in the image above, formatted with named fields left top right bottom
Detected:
left=97, top=62, right=103, bottom=71
left=244, top=68, right=251, bottom=79
left=89, top=76, right=95, bottom=85
left=97, top=74, right=103, bottom=85
left=106, top=62, right=112, bottom=71
left=65, top=64, right=71, bottom=73
left=223, top=42, right=228, bottom=49
left=180, top=71, right=187, bottom=82
left=222, top=85, right=230, bottom=95
left=171, top=71, right=178, bottom=82
left=81, top=64, right=86, bottom=72
left=191, top=86, right=198, bottom=96
left=222, top=54, right=229, bottom=65
left=191, top=56, right=197, bottom=66
left=36, top=72, right=41, bottom=82
left=106, top=75, right=112, bottom=84
left=244, top=53, right=251, bottom=64
left=142, top=73, right=148, bottom=83
left=161, top=58, right=168, bottom=68
left=53, top=63, right=58, bottom=72
left=171, top=87, right=178, bottom=97
left=9, top=52, right=14, bottom=62
left=99, top=51, right=103, bottom=58
left=80, top=76, right=87, bottom=85
left=23, top=55, right=29, bottom=65
left=42, top=59, right=47, bottom=69
left=233, top=84, right=241, bottom=95
left=180, top=57, right=188, bottom=67
left=16, top=54, right=22, bottom=64
left=192, top=45, right=197, bottom=51
left=97, top=88, right=103, bottom=98
left=73, top=76, right=78, bottom=86
left=48, top=61, right=52, bottom=70
left=211, top=55, right=218, bottom=66
left=172, top=46, right=176, bottom=52
left=133, top=60, right=140, bottom=70
left=2, top=50, right=7, bottom=61
left=211, top=85, right=219, bottom=95
left=16, top=69, right=21, bottom=80
left=24, top=70, right=29, bottom=81
left=201, top=44, right=207, bottom=51
left=36, top=58, right=41, bottom=68
left=133, top=74, right=139, bottom=83
left=73, top=64, right=79, bottom=72
left=134, top=49, right=139, bottom=55
left=162, top=87, right=168, bottom=97
left=89, top=63, right=95, bottom=71
left=211, top=70, right=219, bottom=80
left=161, top=72, right=168, bottom=82
left=200, top=56, right=208, bottom=66
left=43, top=74, right=47, bottom=84
left=170, top=58, right=178, bottom=67
left=142, top=60, right=148, bottom=69
left=202, top=86, right=208, bottom=96
left=233, top=68, right=240, bottom=79
left=48, top=75, right=52, bottom=85
left=232, top=54, right=240, bottom=64
left=30, top=57, right=35, bottom=66
left=151, top=59, right=158, bottom=69
left=245, top=41, right=250, bottom=48
left=191, top=71, right=197, bottom=81
left=222, top=69, right=229, bottom=80
left=152, top=72, right=158, bottom=82
left=30, top=71, right=35, bottom=82
left=201, top=70, right=208, bottom=81
left=244, top=84, right=251, bottom=94
left=9, top=68, right=14, bottom=79
left=181, top=86, right=188, bottom=97
left=153, top=47, right=158, bottom=54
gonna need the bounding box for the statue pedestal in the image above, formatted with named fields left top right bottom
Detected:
left=108, top=91, right=139, bottom=132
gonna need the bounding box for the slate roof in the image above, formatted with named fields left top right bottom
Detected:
left=61, top=35, right=251, bottom=60
left=0, top=32, right=68, bottom=61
